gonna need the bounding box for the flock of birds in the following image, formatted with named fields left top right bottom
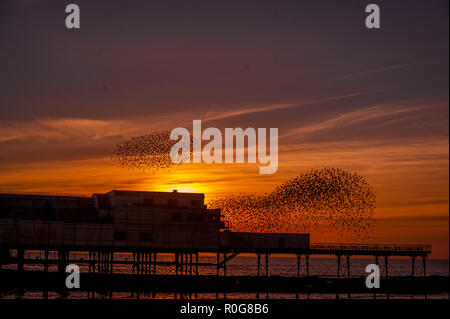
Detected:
left=111, top=131, right=191, bottom=173
left=111, top=132, right=376, bottom=239
left=208, top=168, right=376, bottom=240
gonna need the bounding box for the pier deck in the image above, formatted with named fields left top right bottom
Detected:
left=0, top=242, right=432, bottom=280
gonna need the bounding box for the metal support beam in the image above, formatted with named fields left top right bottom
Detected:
left=218, top=252, right=240, bottom=266
left=265, top=254, right=269, bottom=277
left=385, top=256, right=389, bottom=279
left=422, top=256, right=426, bottom=279
left=223, top=253, right=227, bottom=277
left=337, top=255, right=341, bottom=278
left=346, top=255, right=350, bottom=279
left=178, top=252, right=181, bottom=275
left=257, top=253, right=260, bottom=277
left=132, top=252, right=135, bottom=274
left=216, top=253, right=220, bottom=276
left=306, top=255, right=310, bottom=277
left=44, top=249, right=49, bottom=272
left=195, top=253, right=199, bottom=276
left=136, top=252, right=140, bottom=274
left=18, top=248, right=24, bottom=273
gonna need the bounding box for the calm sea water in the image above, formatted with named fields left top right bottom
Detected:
left=1, top=252, right=448, bottom=299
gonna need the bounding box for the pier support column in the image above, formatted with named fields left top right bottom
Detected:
left=0, top=248, right=8, bottom=271
left=105, top=252, right=109, bottom=274
left=195, top=253, right=199, bottom=276
left=153, top=253, right=157, bottom=275
left=422, top=256, right=426, bottom=279
left=306, top=255, right=310, bottom=277
left=265, top=254, right=269, bottom=277
left=44, top=249, right=49, bottom=272
left=179, top=253, right=182, bottom=276
left=58, top=250, right=67, bottom=274
left=17, top=248, right=24, bottom=273
left=296, top=254, right=301, bottom=278
left=143, top=252, right=146, bottom=274
left=384, top=256, right=389, bottom=279
left=411, top=256, right=415, bottom=277
left=137, top=252, right=141, bottom=274
left=223, top=253, right=227, bottom=277
left=257, top=253, right=261, bottom=277
left=346, top=255, right=350, bottom=279
left=110, top=252, right=114, bottom=274
left=149, top=252, right=152, bottom=274
left=337, top=255, right=341, bottom=278
left=186, top=253, right=189, bottom=276
left=97, top=251, right=101, bottom=273
left=98, top=251, right=102, bottom=274
left=216, top=253, right=219, bottom=276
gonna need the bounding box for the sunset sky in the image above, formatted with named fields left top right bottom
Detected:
left=0, top=1, right=448, bottom=257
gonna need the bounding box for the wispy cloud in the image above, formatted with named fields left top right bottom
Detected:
left=281, top=104, right=427, bottom=140
left=0, top=118, right=133, bottom=143
left=201, top=93, right=368, bottom=123
left=332, top=63, right=416, bottom=82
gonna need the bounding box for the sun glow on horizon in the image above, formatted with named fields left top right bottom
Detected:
left=152, top=184, right=209, bottom=194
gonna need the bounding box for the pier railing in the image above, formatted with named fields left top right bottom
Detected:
left=310, top=243, right=432, bottom=254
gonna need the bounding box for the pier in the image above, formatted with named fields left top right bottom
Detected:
left=0, top=242, right=432, bottom=278
left=0, top=190, right=437, bottom=296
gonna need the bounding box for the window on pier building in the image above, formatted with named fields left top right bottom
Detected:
left=187, top=213, right=205, bottom=223
left=139, top=232, right=152, bottom=242
left=190, top=200, right=202, bottom=207
left=143, top=198, right=154, bottom=206
left=113, top=231, right=127, bottom=241
left=171, top=212, right=182, bottom=222
left=167, top=199, right=177, bottom=208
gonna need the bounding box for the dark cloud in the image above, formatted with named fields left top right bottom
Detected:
left=0, top=0, right=448, bottom=124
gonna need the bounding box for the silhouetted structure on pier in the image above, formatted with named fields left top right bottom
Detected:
left=0, top=190, right=431, bottom=280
